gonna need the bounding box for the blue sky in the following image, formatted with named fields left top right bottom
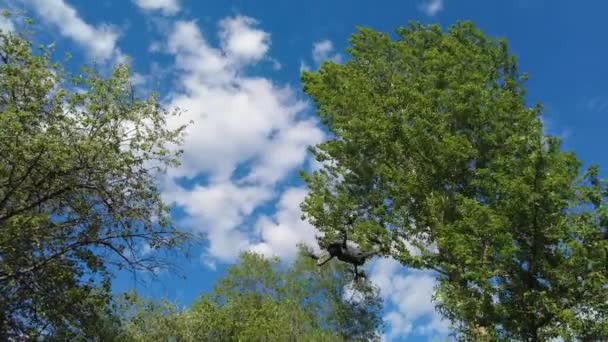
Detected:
left=3, top=0, right=608, bottom=340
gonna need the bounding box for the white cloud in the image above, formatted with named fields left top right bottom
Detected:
left=163, top=181, right=272, bottom=260
left=242, top=119, right=324, bottom=185
left=369, top=258, right=450, bottom=340
left=369, top=257, right=401, bottom=295
left=299, top=61, right=311, bottom=73
left=130, top=72, right=148, bottom=86
left=22, top=0, right=122, bottom=61
left=384, top=311, right=414, bottom=337
left=219, top=16, right=270, bottom=64
left=312, top=40, right=332, bottom=63
left=300, top=39, right=342, bottom=74
left=312, top=39, right=343, bottom=64
left=249, top=187, right=320, bottom=260
left=159, top=17, right=324, bottom=263
left=269, top=58, right=282, bottom=70
left=342, top=280, right=367, bottom=304
left=149, top=40, right=163, bottom=52
left=390, top=271, right=437, bottom=318
left=133, top=0, right=180, bottom=15
left=200, top=255, right=217, bottom=271
left=0, top=14, right=14, bottom=32
left=419, top=0, right=444, bottom=16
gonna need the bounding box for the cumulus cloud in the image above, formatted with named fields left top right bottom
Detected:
left=249, top=187, right=320, bottom=260
left=22, top=0, right=122, bottom=61
left=0, top=13, right=14, bottom=32
left=163, top=181, right=273, bottom=260
left=133, top=0, right=180, bottom=15
left=369, top=258, right=450, bottom=340
left=299, top=61, right=311, bottom=73
left=219, top=16, right=270, bottom=64
left=160, top=17, right=324, bottom=263
left=312, top=39, right=342, bottom=64
left=165, top=22, right=310, bottom=181
left=300, top=39, right=343, bottom=73
left=419, top=0, right=444, bottom=16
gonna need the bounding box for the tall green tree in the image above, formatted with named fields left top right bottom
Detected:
left=300, top=21, right=607, bottom=340
left=119, top=249, right=384, bottom=341
left=0, top=16, right=188, bottom=339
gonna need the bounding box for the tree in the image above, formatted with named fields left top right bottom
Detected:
left=0, top=16, right=188, bottom=339
left=118, top=249, right=384, bottom=341
left=300, top=21, right=607, bottom=340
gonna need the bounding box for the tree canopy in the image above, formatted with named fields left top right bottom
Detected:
left=0, top=16, right=188, bottom=339
left=117, top=249, right=384, bottom=341
left=301, top=21, right=608, bottom=340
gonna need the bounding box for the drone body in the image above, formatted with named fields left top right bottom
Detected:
left=324, top=240, right=372, bottom=266
left=309, top=236, right=378, bottom=281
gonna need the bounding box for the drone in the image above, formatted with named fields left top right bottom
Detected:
left=306, top=217, right=381, bottom=281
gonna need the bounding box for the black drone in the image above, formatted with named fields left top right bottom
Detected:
left=307, top=217, right=381, bottom=281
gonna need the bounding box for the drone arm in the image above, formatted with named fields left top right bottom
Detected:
left=317, top=255, right=334, bottom=267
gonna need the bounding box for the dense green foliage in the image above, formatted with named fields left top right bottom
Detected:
left=117, top=250, right=383, bottom=341
left=301, top=21, right=608, bottom=340
left=0, top=17, right=188, bottom=339
left=4, top=9, right=607, bottom=342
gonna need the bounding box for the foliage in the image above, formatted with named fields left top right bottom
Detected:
left=119, top=249, right=384, bottom=341
left=0, top=15, right=188, bottom=339
left=300, top=21, right=608, bottom=341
